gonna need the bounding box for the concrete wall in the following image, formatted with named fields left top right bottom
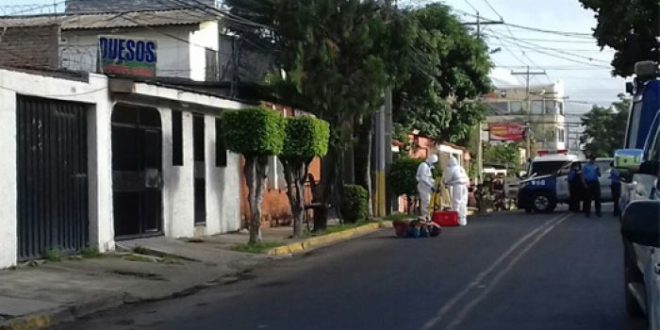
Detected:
left=61, top=24, right=219, bottom=81
left=0, top=25, right=60, bottom=69
left=0, top=88, right=17, bottom=268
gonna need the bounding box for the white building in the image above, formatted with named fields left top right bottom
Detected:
left=0, top=8, right=235, bottom=82
left=483, top=81, right=568, bottom=152
left=0, top=67, right=247, bottom=268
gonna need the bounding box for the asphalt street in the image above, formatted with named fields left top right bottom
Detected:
left=57, top=207, right=647, bottom=330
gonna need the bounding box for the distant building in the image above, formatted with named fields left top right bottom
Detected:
left=483, top=82, right=567, bottom=152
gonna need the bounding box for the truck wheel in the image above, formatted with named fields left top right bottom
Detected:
left=624, top=246, right=645, bottom=318
left=531, top=192, right=556, bottom=213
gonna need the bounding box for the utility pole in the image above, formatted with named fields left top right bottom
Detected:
left=373, top=0, right=394, bottom=217
left=511, top=66, right=546, bottom=158
left=461, top=12, right=504, bottom=38
left=462, top=13, right=503, bottom=184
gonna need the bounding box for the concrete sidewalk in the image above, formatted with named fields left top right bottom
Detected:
left=0, top=221, right=384, bottom=330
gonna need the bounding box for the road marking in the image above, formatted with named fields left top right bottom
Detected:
left=421, top=213, right=572, bottom=330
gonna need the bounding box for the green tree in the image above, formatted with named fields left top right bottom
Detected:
left=483, top=143, right=522, bottom=171
left=223, top=108, right=286, bottom=244
left=579, top=0, right=659, bottom=77
left=280, top=116, right=330, bottom=238
left=225, top=0, right=413, bottom=223
left=393, top=4, right=492, bottom=144
left=581, top=98, right=630, bottom=157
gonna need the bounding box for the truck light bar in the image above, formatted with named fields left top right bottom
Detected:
left=537, top=149, right=568, bottom=156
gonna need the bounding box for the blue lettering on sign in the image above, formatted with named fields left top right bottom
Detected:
left=99, top=37, right=157, bottom=64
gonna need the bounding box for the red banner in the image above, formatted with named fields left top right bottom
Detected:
left=489, top=123, right=526, bottom=142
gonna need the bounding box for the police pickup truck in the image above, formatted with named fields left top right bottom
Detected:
left=517, top=151, right=613, bottom=213
left=614, top=60, right=660, bottom=328
left=517, top=151, right=578, bottom=213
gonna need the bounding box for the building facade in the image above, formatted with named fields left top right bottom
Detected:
left=0, top=67, right=248, bottom=268
left=483, top=82, right=567, bottom=152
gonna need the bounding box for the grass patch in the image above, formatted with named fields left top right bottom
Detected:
left=383, top=213, right=414, bottom=222
left=232, top=242, right=283, bottom=254
left=44, top=249, right=62, bottom=262
left=322, top=221, right=368, bottom=235
left=81, top=247, right=101, bottom=259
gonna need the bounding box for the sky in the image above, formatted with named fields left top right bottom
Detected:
left=0, top=0, right=628, bottom=115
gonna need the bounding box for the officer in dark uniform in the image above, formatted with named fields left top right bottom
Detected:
left=568, top=162, right=583, bottom=212
left=582, top=155, right=602, bottom=218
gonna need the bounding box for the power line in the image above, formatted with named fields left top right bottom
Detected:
left=462, top=0, right=479, bottom=13
left=478, top=0, right=552, bottom=83
left=453, top=8, right=593, bottom=37
left=166, top=0, right=273, bottom=30
left=487, top=33, right=611, bottom=68
left=493, top=31, right=607, bottom=63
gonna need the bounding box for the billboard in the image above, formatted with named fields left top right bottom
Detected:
left=99, top=36, right=157, bottom=77
left=489, top=123, right=526, bottom=142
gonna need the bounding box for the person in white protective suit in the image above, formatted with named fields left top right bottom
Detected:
left=416, top=154, right=438, bottom=221
left=443, top=156, right=469, bottom=226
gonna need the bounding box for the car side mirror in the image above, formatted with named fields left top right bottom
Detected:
left=614, top=149, right=645, bottom=173
left=626, top=82, right=634, bottom=95
left=639, top=160, right=659, bottom=175
left=621, top=200, right=660, bottom=248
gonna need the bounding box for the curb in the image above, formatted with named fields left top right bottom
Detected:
left=0, top=295, right=124, bottom=330
left=267, top=222, right=384, bottom=256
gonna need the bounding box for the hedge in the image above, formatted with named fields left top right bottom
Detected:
left=341, top=185, right=369, bottom=223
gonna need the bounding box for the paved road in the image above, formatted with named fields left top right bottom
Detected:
left=57, top=208, right=647, bottom=330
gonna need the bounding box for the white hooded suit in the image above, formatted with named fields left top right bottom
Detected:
left=443, top=157, right=469, bottom=226
left=416, top=154, right=438, bottom=220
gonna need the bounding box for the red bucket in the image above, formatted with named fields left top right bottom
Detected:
left=432, top=211, right=460, bottom=227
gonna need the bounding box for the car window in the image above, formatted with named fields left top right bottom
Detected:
left=530, top=161, right=570, bottom=176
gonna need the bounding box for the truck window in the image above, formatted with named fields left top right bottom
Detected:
left=625, top=101, right=643, bottom=149
left=530, top=161, right=569, bottom=176
left=649, top=127, right=660, bottom=162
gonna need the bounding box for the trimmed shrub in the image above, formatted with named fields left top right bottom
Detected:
left=222, top=107, right=286, bottom=244
left=281, top=116, right=330, bottom=237
left=222, top=107, right=286, bottom=157
left=282, top=116, right=330, bottom=160
left=341, top=185, right=369, bottom=223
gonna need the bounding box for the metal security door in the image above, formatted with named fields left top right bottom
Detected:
left=112, top=105, right=163, bottom=238
left=17, top=96, right=89, bottom=261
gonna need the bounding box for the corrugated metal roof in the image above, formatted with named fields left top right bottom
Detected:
left=65, top=0, right=216, bottom=13
left=0, top=9, right=217, bottom=30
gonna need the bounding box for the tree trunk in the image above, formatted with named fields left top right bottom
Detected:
left=244, top=155, right=269, bottom=244
left=292, top=164, right=306, bottom=237
left=282, top=159, right=307, bottom=238
left=353, top=116, right=373, bottom=216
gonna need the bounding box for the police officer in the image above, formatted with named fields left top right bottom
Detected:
left=610, top=161, right=621, bottom=216
left=582, top=155, right=602, bottom=218
left=568, top=162, right=583, bottom=212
